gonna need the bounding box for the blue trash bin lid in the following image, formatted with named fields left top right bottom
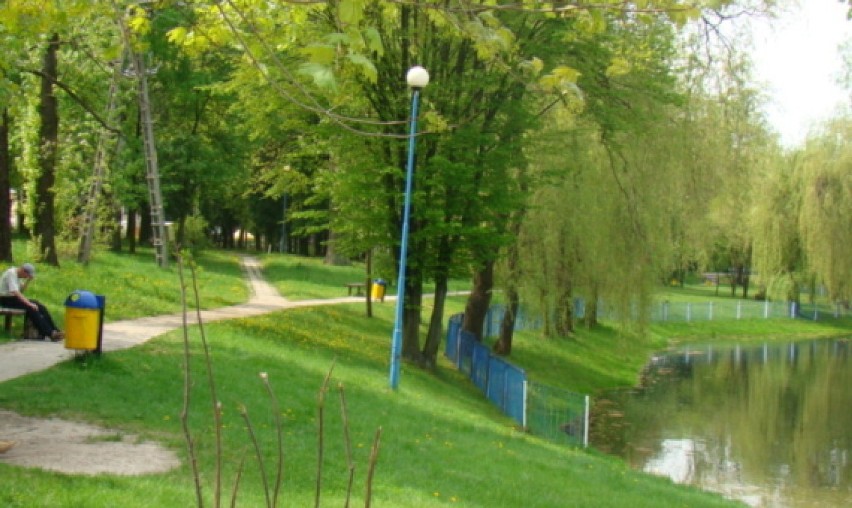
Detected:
left=65, top=290, right=100, bottom=309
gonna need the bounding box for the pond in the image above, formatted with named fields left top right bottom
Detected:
left=591, top=338, right=851, bottom=507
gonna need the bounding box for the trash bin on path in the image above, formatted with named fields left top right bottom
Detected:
left=371, top=279, right=387, bottom=302
left=64, top=290, right=105, bottom=353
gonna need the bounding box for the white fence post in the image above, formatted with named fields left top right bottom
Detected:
left=737, top=300, right=742, bottom=320
left=583, top=395, right=590, bottom=448
left=708, top=301, right=713, bottom=321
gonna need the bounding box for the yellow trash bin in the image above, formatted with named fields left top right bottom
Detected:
left=64, top=290, right=105, bottom=351
left=371, top=279, right=387, bottom=302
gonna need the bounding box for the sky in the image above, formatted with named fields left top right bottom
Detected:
left=747, top=1, right=850, bottom=147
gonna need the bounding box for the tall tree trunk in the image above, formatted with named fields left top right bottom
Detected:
left=324, top=228, right=350, bottom=266
left=35, top=33, right=61, bottom=266
left=422, top=274, right=449, bottom=367
left=741, top=243, right=753, bottom=299
left=462, top=260, right=494, bottom=341
left=584, top=285, right=599, bottom=328
left=139, top=201, right=152, bottom=245
left=15, top=187, right=27, bottom=236
left=365, top=249, right=373, bottom=318
left=493, top=287, right=519, bottom=356
left=323, top=154, right=347, bottom=265
left=554, top=286, right=574, bottom=337
left=401, top=268, right=423, bottom=363
left=423, top=236, right=455, bottom=364
left=485, top=206, right=526, bottom=356
left=493, top=231, right=521, bottom=354
left=126, top=208, right=137, bottom=253
left=0, top=109, right=13, bottom=262
left=111, top=205, right=122, bottom=252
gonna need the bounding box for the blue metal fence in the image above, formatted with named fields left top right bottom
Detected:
left=445, top=314, right=527, bottom=426
left=444, top=311, right=588, bottom=446
left=486, top=355, right=527, bottom=425
left=444, top=295, right=848, bottom=449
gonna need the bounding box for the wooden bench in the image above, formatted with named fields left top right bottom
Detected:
left=345, top=282, right=366, bottom=296
left=0, top=307, right=26, bottom=337
left=702, top=272, right=732, bottom=285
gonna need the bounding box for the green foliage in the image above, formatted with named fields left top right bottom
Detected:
left=796, top=117, right=852, bottom=302
left=181, top=214, right=210, bottom=253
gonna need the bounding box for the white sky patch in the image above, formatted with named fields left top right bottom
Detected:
left=749, top=1, right=850, bottom=147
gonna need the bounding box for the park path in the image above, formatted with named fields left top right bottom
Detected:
left=0, top=256, right=365, bottom=384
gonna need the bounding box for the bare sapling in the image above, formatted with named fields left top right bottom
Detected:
left=175, top=250, right=384, bottom=507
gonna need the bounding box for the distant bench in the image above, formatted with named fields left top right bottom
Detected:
left=702, top=272, right=732, bottom=285
left=0, top=307, right=26, bottom=337
left=345, top=282, right=366, bottom=296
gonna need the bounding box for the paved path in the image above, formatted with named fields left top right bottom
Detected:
left=0, top=256, right=365, bottom=384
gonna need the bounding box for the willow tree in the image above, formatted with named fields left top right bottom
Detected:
left=496, top=13, right=690, bottom=348
left=749, top=118, right=850, bottom=305
left=750, top=149, right=804, bottom=301
left=794, top=117, right=851, bottom=303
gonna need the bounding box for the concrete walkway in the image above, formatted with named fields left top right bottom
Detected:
left=0, top=256, right=365, bottom=384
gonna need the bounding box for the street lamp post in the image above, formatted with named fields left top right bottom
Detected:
left=389, top=66, right=429, bottom=390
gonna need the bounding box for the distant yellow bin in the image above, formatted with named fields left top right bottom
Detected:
left=371, top=279, right=387, bottom=302
left=64, top=290, right=105, bottom=351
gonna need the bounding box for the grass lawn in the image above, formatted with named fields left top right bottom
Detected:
left=0, top=243, right=247, bottom=343
left=0, top=247, right=753, bottom=507
left=260, top=253, right=470, bottom=301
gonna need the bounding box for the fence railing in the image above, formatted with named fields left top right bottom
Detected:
left=445, top=297, right=849, bottom=450
left=445, top=313, right=589, bottom=447
left=482, top=299, right=849, bottom=332
left=648, top=300, right=850, bottom=322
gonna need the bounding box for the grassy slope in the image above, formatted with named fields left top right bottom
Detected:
left=1, top=248, right=848, bottom=507
left=0, top=245, right=247, bottom=343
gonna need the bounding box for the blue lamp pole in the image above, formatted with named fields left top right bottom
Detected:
left=390, top=66, right=429, bottom=390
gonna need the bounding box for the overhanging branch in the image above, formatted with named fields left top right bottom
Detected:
left=22, top=68, right=123, bottom=136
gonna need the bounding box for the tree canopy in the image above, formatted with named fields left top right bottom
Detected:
left=0, top=0, right=848, bottom=364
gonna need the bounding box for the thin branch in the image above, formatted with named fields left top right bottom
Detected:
left=315, top=361, right=336, bottom=508
left=364, top=427, right=383, bottom=508
left=177, top=254, right=205, bottom=508
left=229, top=453, right=247, bottom=508
left=214, top=1, right=411, bottom=139
left=21, top=69, right=122, bottom=135
left=338, top=383, right=355, bottom=508
left=239, top=405, right=273, bottom=508
left=260, top=372, right=286, bottom=508
left=189, top=255, right=224, bottom=508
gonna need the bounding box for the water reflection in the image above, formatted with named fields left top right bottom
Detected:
left=592, top=338, right=851, bottom=507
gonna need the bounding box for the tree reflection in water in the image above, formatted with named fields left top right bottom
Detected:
left=592, top=338, right=851, bottom=508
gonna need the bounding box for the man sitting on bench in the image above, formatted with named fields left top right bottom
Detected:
left=0, top=263, right=64, bottom=342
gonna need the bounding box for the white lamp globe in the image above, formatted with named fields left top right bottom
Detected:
left=406, top=66, right=429, bottom=88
